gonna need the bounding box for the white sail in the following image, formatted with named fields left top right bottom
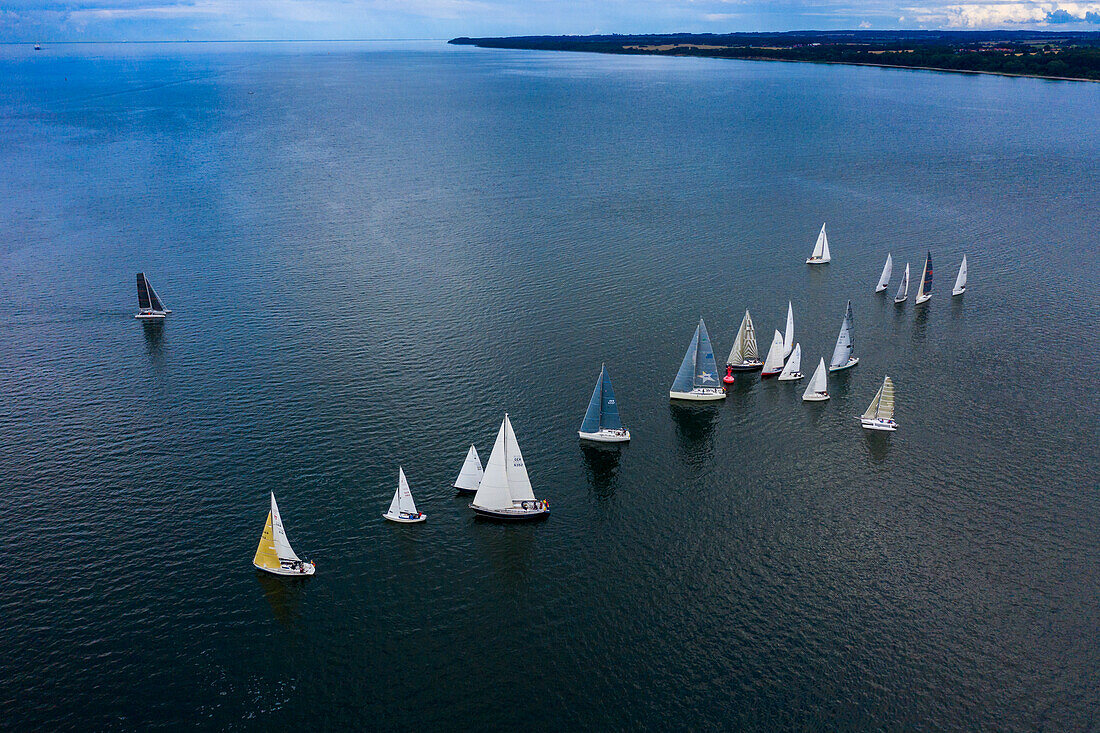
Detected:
left=808, top=223, right=831, bottom=262
left=472, top=418, right=513, bottom=510
left=727, top=310, right=759, bottom=365
left=876, top=254, right=893, bottom=292
left=878, top=376, right=895, bottom=420
left=830, top=301, right=854, bottom=370
left=778, top=343, right=802, bottom=381
left=762, top=330, right=786, bottom=374
left=802, top=358, right=828, bottom=400
left=895, top=263, right=909, bottom=302
left=453, top=445, right=483, bottom=491
left=503, top=415, right=535, bottom=502
left=269, top=492, right=301, bottom=562
left=782, top=302, right=794, bottom=358
left=952, top=255, right=967, bottom=295
left=861, top=384, right=883, bottom=420
left=395, top=468, right=418, bottom=515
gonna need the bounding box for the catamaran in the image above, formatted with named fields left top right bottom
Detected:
left=952, top=255, right=967, bottom=296
left=135, top=272, right=171, bottom=319
left=760, top=330, right=786, bottom=378
left=452, top=445, right=484, bottom=494
left=806, top=223, right=831, bottom=264
left=829, top=300, right=859, bottom=372
left=782, top=301, right=795, bottom=359
left=802, top=358, right=830, bottom=401
left=470, top=414, right=549, bottom=520
left=579, top=365, right=630, bottom=442
left=894, top=263, right=910, bottom=304
left=876, top=254, right=893, bottom=292
left=671, top=318, right=725, bottom=401
left=383, top=468, right=426, bottom=523
left=726, top=310, right=763, bottom=372
left=915, top=252, right=933, bottom=305
left=860, top=375, right=897, bottom=432
left=253, top=492, right=315, bottom=576
left=777, top=343, right=803, bottom=381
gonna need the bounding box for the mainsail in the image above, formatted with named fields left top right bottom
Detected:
left=862, top=376, right=896, bottom=420
left=895, top=263, right=910, bottom=302
left=453, top=445, right=483, bottom=491
left=916, top=252, right=933, bottom=302
left=136, top=272, right=166, bottom=312
left=762, top=330, right=786, bottom=374
left=808, top=223, right=831, bottom=262
left=388, top=468, right=418, bottom=516
left=876, top=254, right=893, bottom=292
left=778, top=343, right=802, bottom=380
left=782, top=302, right=794, bottom=358
left=727, top=310, right=759, bottom=366
left=693, top=320, right=720, bottom=388
left=830, top=301, right=855, bottom=369
left=269, top=493, right=301, bottom=562
left=581, top=365, right=623, bottom=433
left=473, top=414, right=534, bottom=510
left=952, top=255, right=967, bottom=295
left=803, top=358, right=828, bottom=400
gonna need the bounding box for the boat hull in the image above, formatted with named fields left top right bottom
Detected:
left=726, top=362, right=763, bottom=372
left=254, top=561, right=316, bottom=577
left=860, top=418, right=897, bottom=432
left=578, top=429, right=630, bottom=443
left=760, top=369, right=782, bottom=378
left=893, top=297, right=907, bottom=305
left=383, top=511, right=427, bottom=523
left=806, top=257, right=830, bottom=264
left=453, top=484, right=478, bottom=494
left=470, top=503, right=550, bottom=520
left=669, top=388, right=726, bottom=401
left=802, top=393, right=830, bottom=402
left=777, top=372, right=803, bottom=381
left=135, top=311, right=166, bottom=320
left=829, top=357, right=859, bottom=372
left=915, top=294, right=931, bottom=304
left=952, top=288, right=965, bottom=296
left=875, top=285, right=888, bottom=293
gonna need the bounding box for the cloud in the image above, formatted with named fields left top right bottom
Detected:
left=907, top=2, right=1100, bottom=27
left=1086, top=8, right=1100, bottom=19
left=858, top=19, right=872, bottom=26
left=1045, top=6, right=1078, bottom=19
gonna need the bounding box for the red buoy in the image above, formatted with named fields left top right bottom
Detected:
left=722, top=364, right=735, bottom=385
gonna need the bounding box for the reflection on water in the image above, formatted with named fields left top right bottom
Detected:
left=950, top=294, right=966, bottom=321
left=255, top=571, right=309, bottom=626
left=912, top=303, right=930, bottom=342
left=862, top=430, right=892, bottom=463
left=669, top=402, right=719, bottom=465
left=580, top=443, right=623, bottom=498
left=470, top=519, right=539, bottom=580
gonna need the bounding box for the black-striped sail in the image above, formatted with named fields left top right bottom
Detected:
left=136, top=272, right=168, bottom=314
left=580, top=365, right=623, bottom=434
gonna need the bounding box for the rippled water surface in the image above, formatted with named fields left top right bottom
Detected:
left=1, top=41, right=1098, bottom=730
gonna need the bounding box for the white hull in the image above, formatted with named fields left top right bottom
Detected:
left=802, top=392, right=830, bottom=402
left=860, top=417, right=897, bottom=432
left=761, top=368, right=782, bottom=378
left=135, top=311, right=166, bottom=320
left=894, top=296, right=907, bottom=304
left=579, top=428, right=630, bottom=443
left=806, top=256, right=830, bottom=264
left=470, top=501, right=549, bottom=520
left=726, top=361, right=762, bottom=371
left=915, top=293, right=931, bottom=305
left=777, top=372, right=803, bottom=381
left=669, top=388, right=726, bottom=401
left=383, top=511, right=426, bottom=523
left=829, top=357, right=859, bottom=372
left=952, top=287, right=965, bottom=296
left=254, top=561, right=316, bottom=576
left=875, top=284, right=888, bottom=293
left=453, top=484, right=478, bottom=494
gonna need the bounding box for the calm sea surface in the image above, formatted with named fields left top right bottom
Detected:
left=1, top=40, right=1098, bottom=730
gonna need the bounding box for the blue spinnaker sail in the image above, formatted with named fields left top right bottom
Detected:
left=580, top=369, right=603, bottom=434
left=671, top=322, right=701, bottom=393
left=599, top=367, right=623, bottom=430
left=694, top=319, right=720, bottom=388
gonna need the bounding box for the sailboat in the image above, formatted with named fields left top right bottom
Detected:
left=894, top=263, right=910, bottom=304
left=829, top=300, right=859, bottom=372
left=579, top=365, right=630, bottom=442
left=760, top=330, right=786, bottom=378
left=777, top=343, right=803, bottom=381
left=876, top=254, right=893, bottom=292
left=383, top=468, right=426, bottom=523
left=726, top=310, right=763, bottom=372
left=802, top=358, right=829, bottom=401
left=952, top=255, right=967, bottom=296
left=470, top=414, right=549, bottom=520
left=135, top=272, right=171, bottom=319
left=670, top=318, right=725, bottom=401
left=860, top=375, right=897, bottom=431
left=452, top=445, right=484, bottom=494
left=253, top=493, right=315, bottom=576
left=782, top=301, right=795, bottom=359
left=806, top=223, right=831, bottom=264
left=915, top=252, right=933, bottom=305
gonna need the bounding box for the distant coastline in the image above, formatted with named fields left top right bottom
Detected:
left=450, top=31, right=1100, bottom=83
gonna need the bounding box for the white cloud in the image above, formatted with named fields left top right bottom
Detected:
left=906, top=1, right=1100, bottom=27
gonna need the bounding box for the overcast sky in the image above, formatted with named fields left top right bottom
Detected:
left=3, top=0, right=1100, bottom=42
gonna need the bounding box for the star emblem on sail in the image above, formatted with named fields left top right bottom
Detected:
left=697, top=371, right=713, bottom=381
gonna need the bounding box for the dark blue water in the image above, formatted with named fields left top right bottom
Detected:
left=1, top=41, right=1098, bottom=730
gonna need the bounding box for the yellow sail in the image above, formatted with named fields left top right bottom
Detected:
left=253, top=512, right=282, bottom=571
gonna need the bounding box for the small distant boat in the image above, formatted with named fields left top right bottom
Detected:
left=894, top=263, right=910, bottom=304
left=135, top=272, right=171, bottom=319
left=860, top=375, right=897, bottom=432
left=876, top=254, right=893, bottom=292
left=777, top=343, right=803, bottom=381
left=806, top=223, right=831, bottom=264
left=802, top=358, right=830, bottom=401
left=670, top=318, right=726, bottom=401
left=726, top=310, right=763, bottom=372
left=760, top=330, right=786, bottom=378
left=253, top=492, right=315, bottom=576
left=34, top=44, right=42, bottom=51
left=782, top=301, right=795, bottom=359
left=579, top=364, right=630, bottom=442
left=952, top=255, right=967, bottom=296
left=452, top=445, right=483, bottom=494
left=915, top=251, right=933, bottom=305
left=829, top=300, right=859, bottom=372
left=383, top=468, right=426, bottom=523
left=470, top=414, right=549, bottom=520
